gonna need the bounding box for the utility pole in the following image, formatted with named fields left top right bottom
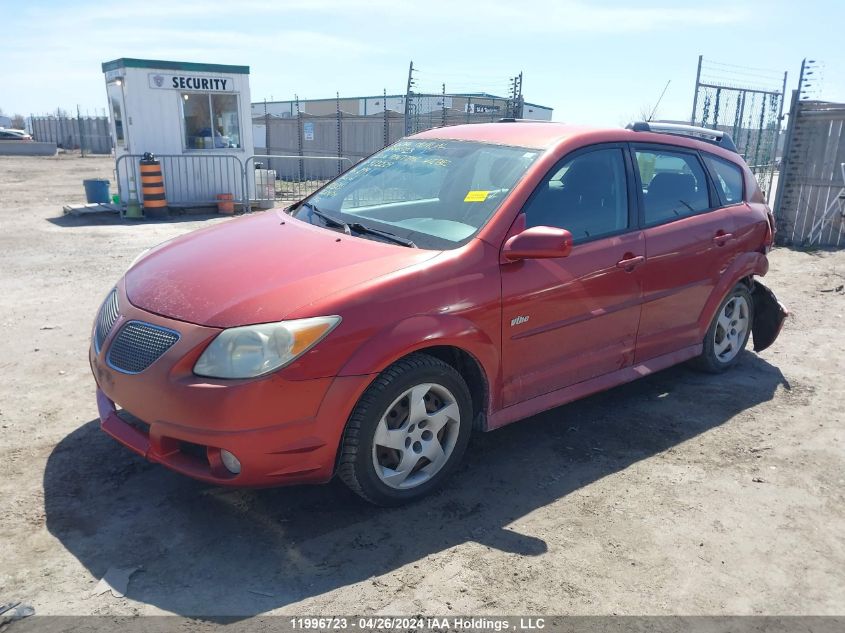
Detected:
left=404, top=61, right=414, bottom=136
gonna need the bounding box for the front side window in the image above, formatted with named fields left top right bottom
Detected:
left=635, top=149, right=710, bottom=224
left=522, top=147, right=629, bottom=242
left=297, top=139, right=539, bottom=249
left=182, top=93, right=241, bottom=150
left=703, top=154, right=744, bottom=205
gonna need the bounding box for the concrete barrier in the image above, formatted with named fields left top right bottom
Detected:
left=0, top=141, right=58, bottom=156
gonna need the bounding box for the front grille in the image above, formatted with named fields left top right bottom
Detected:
left=107, top=321, right=179, bottom=374
left=94, top=289, right=119, bottom=352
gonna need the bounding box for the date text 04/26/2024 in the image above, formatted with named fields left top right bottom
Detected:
left=290, top=617, right=546, bottom=631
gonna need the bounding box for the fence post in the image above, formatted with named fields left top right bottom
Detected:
left=690, top=54, right=703, bottom=125
left=772, top=89, right=800, bottom=227
left=295, top=95, right=304, bottom=180
left=337, top=92, right=343, bottom=175
left=77, top=105, right=86, bottom=157
left=383, top=88, right=389, bottom=148
left=404, top=61, right=414, bottom=136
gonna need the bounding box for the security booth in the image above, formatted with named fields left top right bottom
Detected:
left=102, top=58, right=254, bottom=213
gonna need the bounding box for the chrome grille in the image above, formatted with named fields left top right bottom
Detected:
left=107, top=321, right=179, bottom=374
left=94, top=289, right=119, bottom=352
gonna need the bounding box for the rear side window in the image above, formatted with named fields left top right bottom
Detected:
left=703, top=154, right=745, bottom=205
left=635, top=149, right=710, bottom=224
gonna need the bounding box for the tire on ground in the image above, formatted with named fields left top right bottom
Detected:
left=337, top=352, right=473, bottom=506
left=691, top=283, right=755, bottom=373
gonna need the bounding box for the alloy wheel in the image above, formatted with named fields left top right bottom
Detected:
left=371, top=383, right=461, bottom=489
left=714, top=295, right=750, bottom=362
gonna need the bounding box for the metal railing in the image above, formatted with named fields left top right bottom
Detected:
left=113, top=153, right=358, bottom=213
left=244, top=154, right=356, bottom=208
left=115, top=153, right=246, bottom=209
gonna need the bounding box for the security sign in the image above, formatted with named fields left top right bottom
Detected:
left=148, top=73, right=232, bottom=92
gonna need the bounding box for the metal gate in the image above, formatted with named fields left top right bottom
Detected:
left=773, top=98, right=845, bottom=247
left=690, top=56, right=787, bottom=200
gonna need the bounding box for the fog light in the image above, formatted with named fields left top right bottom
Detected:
left=220, top=449, right=241, bottom=474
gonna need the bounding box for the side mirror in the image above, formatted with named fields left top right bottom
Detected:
left=503, top=225, right=573, bottom=261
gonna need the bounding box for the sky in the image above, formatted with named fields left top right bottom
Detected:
left=2, top=0, right=844, bottom=126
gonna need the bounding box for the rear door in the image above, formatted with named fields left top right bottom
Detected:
left=500, top=144, right=645, bottom=406
left=632, top=144, right=738, bottom=362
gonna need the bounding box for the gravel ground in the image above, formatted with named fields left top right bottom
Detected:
left=0, top=154, right=843, bottom=621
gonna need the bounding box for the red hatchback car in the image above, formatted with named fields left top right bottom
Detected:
left=90, top=121, right=787, bottom=505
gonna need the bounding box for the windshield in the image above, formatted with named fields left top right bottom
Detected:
left=293, top=139, right=540, bottom=250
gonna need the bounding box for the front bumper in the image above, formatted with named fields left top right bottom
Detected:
left=90, top=283, right=374, bottom=487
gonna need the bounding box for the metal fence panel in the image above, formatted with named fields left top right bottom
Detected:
left=690, top=56, right=787, bottom=201
left=115, top=154, right=246, bottom=209
left=30, top=115, right=112, bottom=154
left=774, top=99, right=845, bottom=247
left=245, top=155, right=356, bottom=207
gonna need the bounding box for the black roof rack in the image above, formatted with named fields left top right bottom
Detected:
left=626, top=121, right=738, bottom=153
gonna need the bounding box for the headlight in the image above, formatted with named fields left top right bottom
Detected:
left=193, top=316, right=341, bottom=379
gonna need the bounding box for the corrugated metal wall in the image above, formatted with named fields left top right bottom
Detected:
left=30, top=115, right=112, bottom=154
left=775, top=99, right=845, bottom=247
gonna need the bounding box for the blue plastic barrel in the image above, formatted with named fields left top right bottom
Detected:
left=83, top=178, right=110, bottom=204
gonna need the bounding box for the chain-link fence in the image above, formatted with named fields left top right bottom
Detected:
left=690, top=57, right=787, bottom=199
left=404, top=93, right=518, bottom=134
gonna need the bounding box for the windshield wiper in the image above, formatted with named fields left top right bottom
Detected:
left=298, top=201, right=415, bottom=248
left=299, top=201, right=351, bottom=234
left=348, top=222, right=417, bottom=248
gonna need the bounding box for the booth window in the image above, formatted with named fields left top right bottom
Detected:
left=181, top=93, right=241, bottom=150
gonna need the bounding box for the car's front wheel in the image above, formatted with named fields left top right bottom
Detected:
left=692, top=283, right=754, bottom=373
left=337, top=353, right=472, bottom=505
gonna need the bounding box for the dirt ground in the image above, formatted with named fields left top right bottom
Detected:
left=1, top=154, right=843, bottom=620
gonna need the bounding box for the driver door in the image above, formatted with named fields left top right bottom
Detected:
left=500, top=145, right=645, bottom=407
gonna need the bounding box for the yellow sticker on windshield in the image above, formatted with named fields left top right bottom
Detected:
left=464, top=190, right=490, bottom=202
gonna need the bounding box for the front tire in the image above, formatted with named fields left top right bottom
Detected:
left=692, top=284, right=754, bottom=373
left=337, top=353, right=473, bottom=506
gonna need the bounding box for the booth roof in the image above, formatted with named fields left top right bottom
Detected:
left=102, top=58, right=250, bottom=75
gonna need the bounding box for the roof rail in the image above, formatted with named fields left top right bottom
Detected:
left=626, top=121, right=738, bottom=153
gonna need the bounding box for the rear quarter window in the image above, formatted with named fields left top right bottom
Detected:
left=703, top=154, right=745, bottom=205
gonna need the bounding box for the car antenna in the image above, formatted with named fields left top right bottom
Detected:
left=647, top=80, right=671, bottom=122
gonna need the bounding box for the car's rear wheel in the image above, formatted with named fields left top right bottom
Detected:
left=337, top=353, right=472, bottom=506
left=692, top=284, right=754, bottom=373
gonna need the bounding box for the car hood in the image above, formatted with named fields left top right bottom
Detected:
left=125, top=210, right=440, bottom=327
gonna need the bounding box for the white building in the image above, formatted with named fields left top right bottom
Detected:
left=102, top=58, right=255, bottom=207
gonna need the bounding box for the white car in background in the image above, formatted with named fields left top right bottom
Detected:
left=0, top=128, right=33, bottom=141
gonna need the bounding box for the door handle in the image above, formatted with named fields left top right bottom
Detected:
left=713, top=232, right=734, bottom=246
left=616, top=255, right=645, bottom=271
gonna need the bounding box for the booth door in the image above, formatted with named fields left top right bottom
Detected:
left=106, top=82, right=128, bottom=154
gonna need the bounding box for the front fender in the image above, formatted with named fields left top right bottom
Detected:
left=337, top=313, right=500, bottom=400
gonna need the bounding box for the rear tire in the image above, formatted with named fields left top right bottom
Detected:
left=337, top=353, right=473, bottom=506
left=692, top=284, right=754, bottom=373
